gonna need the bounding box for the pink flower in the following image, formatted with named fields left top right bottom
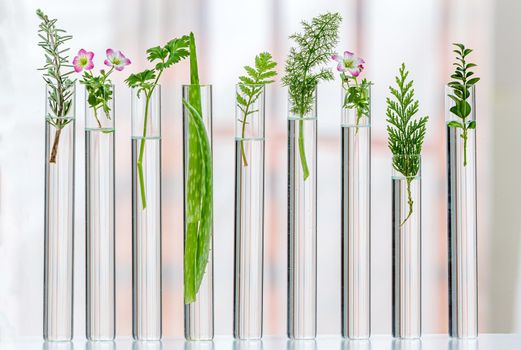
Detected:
left=332, top=51, right=365, bottom=77
left=104, top=49, right=131, bottom=71
left=72, top=49, right=94, bottom=73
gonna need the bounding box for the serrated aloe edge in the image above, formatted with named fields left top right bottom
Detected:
left=183, top=32, right=213, bottom=304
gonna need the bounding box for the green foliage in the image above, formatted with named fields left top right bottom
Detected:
left=126, top=35, right=190, bottom=209
left=342, top=77, right=372, bottom=129
left=37, top=9, right=75, bottom=124
left=125, top=35, right=189, bottom=97
left=237, top=52, right=277, bottom=165
left=282, top=12, right=341, bottom=116
left=282, top=12, right=341, bottom=180
left=448, top=43, right=480, bottom=166
left=80, top=70, right=113, bottom=129
left=37, top=9, right=75, bottom=163
left=386, top=63, right=428, bottom=225
left=183, top=33, right=213, bottom=305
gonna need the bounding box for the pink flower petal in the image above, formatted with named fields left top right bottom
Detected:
left=115, top=65, right=124, bottom=71
left=72, top=56, right=79, bottom=65
left=337, top=63, right=345, bottom=72
left=124, top=58, right=131, bottom=65
left=85, top=62, right=94, bottom=71
left=106, top=48, right=114, bottom=58
left=348, top=68, right=360, bottom=77
left=86, top=51, right=94, bottom=60
left=104, top=59, right=111, bottom=66
left=74, top=65, right=82, bottom=73
left=332, top=54, right=340, bottom=62
left=344, top=51, right=354, bottom=59
left=78, top=49, right=87, bottom=56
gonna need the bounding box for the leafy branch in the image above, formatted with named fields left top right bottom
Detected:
left=236, top=52, right=277, bottom=166
left=36, top=9, right=75, bottom=164
left=447, top=43, right=480, bottom=166
left=282, top=12, right=342, bottom=180
left=342, top=76, right=371, bottom=131
left=126, top=35, right=190, bottom=209
left=81, top=69, right=114, bottom=130
left=386, top=64, right=428, bottom=225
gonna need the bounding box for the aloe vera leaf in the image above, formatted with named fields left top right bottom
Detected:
left=183, top=99, right=212, bottom=304
left=189, top=33, right=202, bottom=114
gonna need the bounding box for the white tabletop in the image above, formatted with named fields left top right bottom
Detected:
left=2, top=335, right=520, bottom=350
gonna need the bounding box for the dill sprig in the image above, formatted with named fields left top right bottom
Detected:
left=447, top=43, right=480, bottom=167
left=282, top=12, right=342, bottom=180
left=236, top=52, right=277, bottom=166
left=386, top=63, right=428, bottom=225
left=36, top=9, right=75, bottom=164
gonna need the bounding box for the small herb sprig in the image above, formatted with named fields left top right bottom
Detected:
left=237, top=52, right=277, bottom=166
left=282, top=12, right=342, bottom=180
left=75, top=49, right=131, bottom=130
left=36, top=9, right=75, bottom=164
left=126, top=36, right=190, bottom=209
left=332, top=51, right=372, bottom=132
left=448, top=43, right=480, bottom=166
left=386, top=64, right=428, bottom=225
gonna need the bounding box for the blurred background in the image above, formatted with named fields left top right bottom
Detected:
left=0, top=0, right=518, bottom=340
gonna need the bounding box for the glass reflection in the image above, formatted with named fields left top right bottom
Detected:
left=184, top=340, right=215, bottom=350
left=449, top=338, right=478, bottom=350
left=286, top=339, right=317, bottom=350
left=86, top=341, right=116, bottom=350
left=233, top=339, right=263, bottom=350
left=43, top=341, right=74, bottom=350
left=392, top=339, right=422, bottom=350
left=341, top=339, right=371, bottom=350
left=132, top=340, right=163, bottom=350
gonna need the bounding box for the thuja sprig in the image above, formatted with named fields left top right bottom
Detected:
left=126, top=35, right=190, bottom=209
left=332, top=51, right=372, bottom=132
left=282, top=12, right=342, bottom=180
left=75, top=49, right=131, bottom=130
left=36, top=9, right=75, bottom=164
left=448, top=43, right=480, bottom=167
left=386, top=64, right=429, bottom=226
left=237, top=52, right=277, bottom=166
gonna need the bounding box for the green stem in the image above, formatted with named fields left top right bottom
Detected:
left=93, top=107, right=102, bottom=129
left=462, top=127, right=468, bottom=167
left=240, top=91, right=255, bottom=167
left=136, top=65, right=164, bottom=210
left=137, top=93, right=151, bottom=210
left=298, top=119, right=310, bottom=180
left=400, top=177, right=414, bottom=226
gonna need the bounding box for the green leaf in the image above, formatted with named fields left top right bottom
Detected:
left=183, top=98, right=213, bottom=305
left=467, top=77, right=480, bottom=86
left=146, top=46, right=168, bottom=62
left=467, top=120, right=476, bottom=129
left=447, top=121, right=463, bottom=128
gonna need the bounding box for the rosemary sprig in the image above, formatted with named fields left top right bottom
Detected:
left=282, top=12, right=341, bottom=180
left=386, top=64, right=428, bottom=225
left=447, top=43, right=480, bottom=167
left=236, top=52, right=277, bottom=166
left=126, top=35, right=190, bottom=209
left=36, top=9, right=75, bottom=164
